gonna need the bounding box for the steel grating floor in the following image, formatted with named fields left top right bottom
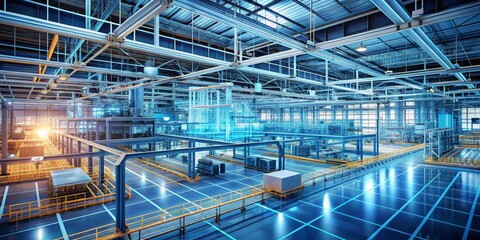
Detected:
left=0, top=152, right=479, bottom=240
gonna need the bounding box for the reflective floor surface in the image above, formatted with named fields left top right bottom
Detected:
left=0, top=152, right=479, bottom=240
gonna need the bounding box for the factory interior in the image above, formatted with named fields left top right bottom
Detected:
left=1, top=0, right=480, bottom=239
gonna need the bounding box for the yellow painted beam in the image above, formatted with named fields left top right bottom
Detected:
left=33, top=34, right=58, bottom=82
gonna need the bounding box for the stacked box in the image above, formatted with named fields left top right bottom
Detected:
left=246, top=156, right=257, bottom=167
left=263, top=170, right=301, bottom=193
left=258, top=159, right=276, bottom=171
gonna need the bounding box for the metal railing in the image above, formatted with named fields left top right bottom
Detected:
left=62, top=184, right=266, bottom=240
left=7, top=181, right=132, bottom=222
left=60, top=144, right=423, bottom=240
left=302, top=144, right=424, bottom=183
left=117, top=146, right=193, bottom=181
left=5, top=159, right=132, bottom=222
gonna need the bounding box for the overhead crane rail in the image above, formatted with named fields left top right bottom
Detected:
left=61, top=144, right=423, bottom=240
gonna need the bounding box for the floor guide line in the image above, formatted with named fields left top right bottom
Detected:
left=367, top=173, right=442, bottom=239
left=462, top=182, right=480, bottom=240
left=409, top=172, right=462, bottom=240
left=35, top=182, right=41, bottom=206
left=0, top=185, right=9, bottom=221
left=278, top=165, right=421, bottom=240
left=102, top=204, right=116, bottom=221
left=56, top=213, right=69, bottom=240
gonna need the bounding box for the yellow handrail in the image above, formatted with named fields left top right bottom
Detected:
left=60, top=144, right=424, bottom=240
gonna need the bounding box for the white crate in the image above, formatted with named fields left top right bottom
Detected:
left=263, top=170, right=301, bottom=193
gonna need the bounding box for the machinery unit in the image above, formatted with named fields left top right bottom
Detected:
left=11, top=128, right=26, bottom=140
left=258, top=158, right=276, bottom=171
left=246, top=155, right=277, bottom=171
left=292, top=145, right=310, bottom=157
left=196, top=158, right=220, bottom=176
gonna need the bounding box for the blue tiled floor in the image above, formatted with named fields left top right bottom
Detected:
left=1, top=152, right=480, bottom=240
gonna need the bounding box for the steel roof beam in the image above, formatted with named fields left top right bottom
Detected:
left=0, top=12, right=371, bottom=96
left=112, top=0, right=172, bottom=41
left=174, top=0, right=385, bottom=93
left=329, top=64, right=480, bottom=85
left=174, top=0, right=432, bottom=91
left=0, top=9, right=423, bottom=98
left=238, top=2, right=480, bottom=84
left=370, top=0, right=477, bottom=93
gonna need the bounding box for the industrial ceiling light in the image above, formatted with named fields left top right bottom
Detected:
left=41, top=89, right=48, bottom=94
left=50, top=80, right=58, bottom=88
left=356, top=42, right=367, bottom=52
left=58, top=73, right=69, bottom=81
left=144, top=60, right=158, bottom=76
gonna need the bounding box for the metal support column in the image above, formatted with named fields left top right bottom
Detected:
left=375, top=103, right=380, bottom=156
left=98, top=151, right=105, bottom=187
left=69, top=138, right=74, bottom=165
left=242, top=147, right=246, bottom=165
left=188, top=141, right=195, bottom=179
left=95, top=122, right=99, bottom=141
left=88, top=145, right=93, bottom=175
left=61, top=135, right=65, bottom=154
left=74, top=121, right=78, bottom=137
left=243, top=137, right=247, bottom=160
left=315, top=140, right=320, bottom=159
left=278, top=144, right=285, bottom=170
left=1, top=102, right=8, bottom=175
left=115, top=162, right=127, bottom=233
left=106, top=121, right=111, bottom=140
left=77, top=141, right=82, bottom=167
left=360, top=139, right=364, bottom=160
left=356, top=139, right=360, bottom=155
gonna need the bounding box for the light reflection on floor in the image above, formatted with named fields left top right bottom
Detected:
left=1, top=152, right=479, bottom=240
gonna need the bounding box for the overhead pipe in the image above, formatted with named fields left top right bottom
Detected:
left=173, top=0, right=383, bottom=78
left=50, top=0, right=119, bottom=76
left=370, top=0, right=477, bottom=93
left=328, top=64, right=480, bottom=85
left=112, top=0, right=172, bottom=41
left=113, top=139, right=286, bottom=232
left=0, top=8, right=461, bottom=99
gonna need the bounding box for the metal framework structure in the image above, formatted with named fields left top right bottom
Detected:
left=2, top=0, right=480, bottom=237
left=423, top=128, right=455, bottom=160
left=0, top=0, right=479, bottom=106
